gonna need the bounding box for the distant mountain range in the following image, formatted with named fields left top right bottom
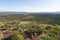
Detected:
left=0, top=12, right=60, bottom=15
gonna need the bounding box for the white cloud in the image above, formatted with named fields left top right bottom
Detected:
left=0, top=6, right=60, bottom=12
left=0, top=6, right=40, bottom=12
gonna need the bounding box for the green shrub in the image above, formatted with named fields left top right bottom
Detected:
left=4, top=31, right=24, bottom=40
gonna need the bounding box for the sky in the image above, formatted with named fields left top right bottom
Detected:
left=0, top=0, right=60, bottom=12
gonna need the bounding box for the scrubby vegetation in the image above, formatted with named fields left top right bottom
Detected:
left=0, top=13, right=60, bottom=40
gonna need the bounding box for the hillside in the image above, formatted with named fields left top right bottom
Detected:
left=0, top=12, right=60, bottom=40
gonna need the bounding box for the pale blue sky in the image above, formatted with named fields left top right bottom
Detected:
left=0, top=0, right=60, bottom=12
